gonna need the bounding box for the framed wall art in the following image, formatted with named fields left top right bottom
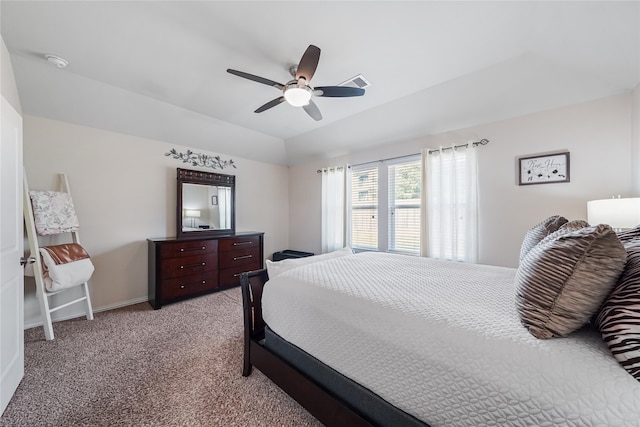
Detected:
left=518, top=152, right=570, bottom=185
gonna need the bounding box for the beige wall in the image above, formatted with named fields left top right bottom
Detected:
left=18, top=90, right=639, bottom=326
left=1, top=37, right=21, bottom=113
left=23, top=116, right=289, bottom=327
left=289, top=93, right=633, bottom=268
left=632, top=84, right=640, bottom=195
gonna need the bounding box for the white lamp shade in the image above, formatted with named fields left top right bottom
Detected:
left=587, top=198, right=640, bottom=230
left=184, top=210, right=201, bottom=218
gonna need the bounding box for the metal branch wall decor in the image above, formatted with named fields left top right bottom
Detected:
left=165, top=148, right=236, bottom=170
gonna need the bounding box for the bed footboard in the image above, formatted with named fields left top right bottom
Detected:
left=239, top=269, right=374, bottom=426
left=240, top=268, right=268, bottom=376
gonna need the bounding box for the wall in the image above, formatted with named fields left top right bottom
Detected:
left=289, top=93, right=633, bottom=268
left=23, top=116, right=289, bottom=328
left=632, top=84, right=640, bottom=194
left=1, top=37, right=21, bottom=113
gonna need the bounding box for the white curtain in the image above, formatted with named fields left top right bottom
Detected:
left=218, top=186, right=231, bottom=229
left=424, top=145, right=478, bottom=263
left=321, top=166, right=345, bottom=253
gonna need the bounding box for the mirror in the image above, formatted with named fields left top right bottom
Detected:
left=176, top=168, right=235, bottom=239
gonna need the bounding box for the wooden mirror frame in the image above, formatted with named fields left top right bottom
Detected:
left=176, top=168, right=236, bottom=239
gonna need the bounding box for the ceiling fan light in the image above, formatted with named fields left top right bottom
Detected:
left=284, top=86, right=312, bottom=107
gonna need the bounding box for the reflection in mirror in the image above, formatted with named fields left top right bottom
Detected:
left=182, top=184, right=232, bottom=231
left=176, top=168, right=235, bottom=239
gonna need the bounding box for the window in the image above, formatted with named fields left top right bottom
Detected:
left=349, top=155, right=421, bottom=255
left=388, top=160, right=421, bottom=254
left=350, top=166, right=378, bottom=251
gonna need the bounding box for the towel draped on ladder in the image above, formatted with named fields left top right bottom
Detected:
left=39, top=243, right=94, bottom=292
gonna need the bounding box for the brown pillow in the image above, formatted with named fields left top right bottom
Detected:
left=594, top=241, right=640, bottom=381
left=519, top=215, right=568, bottom=262
left=516, top=224, right=626, bottom=339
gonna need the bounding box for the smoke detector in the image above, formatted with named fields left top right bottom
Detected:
left=45, top=54, right=68, bottom=68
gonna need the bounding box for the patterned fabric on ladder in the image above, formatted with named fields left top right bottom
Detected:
left=29, top=190, right=80, bottom=235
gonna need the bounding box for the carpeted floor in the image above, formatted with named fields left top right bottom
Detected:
left=0, top=288, right=322, bottom=426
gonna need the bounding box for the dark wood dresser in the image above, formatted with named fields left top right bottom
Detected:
left=148, top=232, right=264, bottom=309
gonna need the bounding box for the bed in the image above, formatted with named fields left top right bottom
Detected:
left=240, top=251, right=640, bottom=426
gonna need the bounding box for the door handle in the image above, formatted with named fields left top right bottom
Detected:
left=20, top=257, right=36, bottom=266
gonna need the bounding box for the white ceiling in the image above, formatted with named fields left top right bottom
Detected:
left=2, top=1, right=639, bottom=166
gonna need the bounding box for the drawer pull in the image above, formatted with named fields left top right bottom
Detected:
left=180, top=262, right=206, bottom=269
left=233, top=255, right=253, bottom=261
left=179, top=246, right=206, bottom=252
left=180, top=280, right=207, bottom=289
left=233, top=241, right=253, bottom=246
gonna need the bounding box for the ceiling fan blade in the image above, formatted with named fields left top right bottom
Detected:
left=303, top=100, right=322, bottom=121
left=295, top=45, right=321, bottom=82
left=255, top=97, right=285, bottom=113
left=314, top=86, right=365, bottom=97
left=227, top=69, right=284, bottom=90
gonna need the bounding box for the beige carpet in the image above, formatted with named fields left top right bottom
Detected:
left=0, top=288, right=322, bottom=426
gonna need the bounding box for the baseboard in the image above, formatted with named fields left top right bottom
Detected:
left=24, top=296, right=150, bottom=330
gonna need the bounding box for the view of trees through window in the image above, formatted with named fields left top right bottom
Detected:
left=389, top=161, right=421, bottom=254
left=350, top=167, right=378, bottom=250
left=350, top=157, right=421, bottom=255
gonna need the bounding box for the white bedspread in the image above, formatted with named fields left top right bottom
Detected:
left=262, top=252, right=640, bottom=427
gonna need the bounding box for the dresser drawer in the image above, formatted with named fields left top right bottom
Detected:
left=219, top=262, right=261, bottom=287
left=158, top=239, right=218, bottom=259
left=148, top=234, right=262, bottom=309
left=219, top=246, right=261, bottom=269
left=160, top=273, right=218, bottom=301
left=219, top=236, right=260, bottom=252
left=160, top=254, right=218, bottom=279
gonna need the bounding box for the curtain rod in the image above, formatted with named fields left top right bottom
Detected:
left=327, top=152, right=421, bottom=172
left=317, top=166, right=345, bottom=173
left=317, top=139, right=489, bottom=173
left=427, top=138, right=489, bottom=154
left=316, top=154, right=416, bottom=173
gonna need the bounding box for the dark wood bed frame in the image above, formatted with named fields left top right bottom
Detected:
left=240, top=269, right=374, bottom=426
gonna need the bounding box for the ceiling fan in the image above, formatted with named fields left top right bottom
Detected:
left=227, top=44, right=365, bottom=121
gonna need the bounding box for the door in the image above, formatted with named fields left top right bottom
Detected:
left=0, top=95, right=24, bottom=415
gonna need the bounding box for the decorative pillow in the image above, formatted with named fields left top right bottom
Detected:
left=515, top=224, right=626, bottom=339
left=29, top=191, right=80, bottom=236
left=557, top=219, right=589, bottom=232
left=594, top=242, right=640, bottom=381
left=519, top=215, right=568, bottom=262
left=40, top=243, right=94, bottom=292
left=266, top=246, right=353, bottom=278
left=617, top=224, right=640, bottom=243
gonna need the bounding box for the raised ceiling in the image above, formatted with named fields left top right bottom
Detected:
left=2, top=1, right=639, bottom=165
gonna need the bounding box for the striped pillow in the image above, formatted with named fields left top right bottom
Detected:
left=617, top=224, right=640, bottom=243
left=594, top=242, right=640, bottom=381
left=519, top=215, right=568, bottom=262
left=516, top=224, right=626, bottom=339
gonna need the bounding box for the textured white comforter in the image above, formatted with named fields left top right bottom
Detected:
left=262, top=252, right=640, bottom=427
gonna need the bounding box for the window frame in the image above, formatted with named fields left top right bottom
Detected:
left=348, top=162, right=379, bottom=252
left=348, top=154, right=421, bottom=255
left=387, top=155, right=422, bottom=255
